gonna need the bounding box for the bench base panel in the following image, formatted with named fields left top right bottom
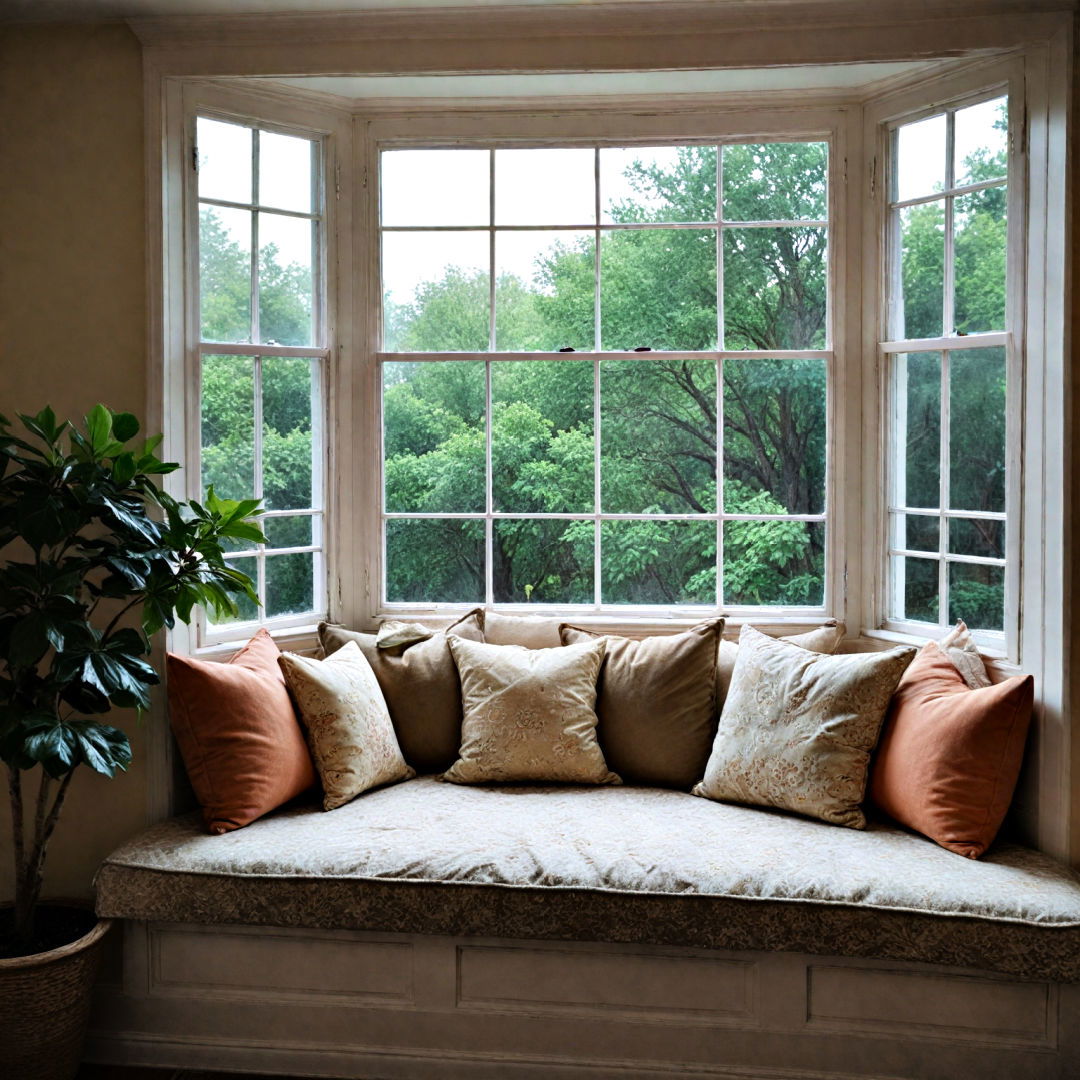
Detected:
left=86, top=921, right=1080, bottom=1079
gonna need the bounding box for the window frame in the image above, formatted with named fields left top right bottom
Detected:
left=862, top=58, right=1027, bottom=661
left=163, top=81, right=352, bottom=654
left=361, top=106, right=854, bottom=626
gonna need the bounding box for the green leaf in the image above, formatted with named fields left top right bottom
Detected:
left=85, top=404, right=113, bottom=454
left=112, top=453, right=137, bottom=484
left=111, top=412, right=139, bottom=442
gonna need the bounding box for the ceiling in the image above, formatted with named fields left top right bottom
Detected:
left=5, top=0, right=715, bottom=21
left=261, top=61, right=941, bottom=104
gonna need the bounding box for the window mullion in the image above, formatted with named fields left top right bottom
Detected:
left=943, top=110, right=956, bottom=336
left=938, top=349, right=950, bottom=628
left=593, top=354, right=602, bottom=610
left=251, top=130, right=260, bottom=346
left=485, top=358, right=493, bottom=607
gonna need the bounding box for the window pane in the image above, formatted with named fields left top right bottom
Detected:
left=891, top=513, right=939, bottom=553
left=949, top=562, right=1004, bottom=631
left=493, top=519, right=593, bottom=604
left=381, top=149, right=490, bottom=227
left=383, top=231, right=489, bottom=351
left=955, top=96, right=1008, bottom=189
left=385, top=519, right=485, bottom=603
left=724, top=357, right=826, bottom=515
left=265, top=551, right=314, bottom=617
left=209, top=556, right=260, bottom=625
left=262, top=356, right=315, bottom=511
left=723, top=227, right=826, bottom=349
left=601, top=358, right=716, bottom=514
left=601, top=520, right=714, bottom=605
left=892, top=555, right=938, bottom=623
left=949, top=517, right=1004, bottom=560
left=601, top=145, right=716, bottom=224
left=950, top=347, right=1005, bottom=513
left=954, top=187, right=1007, bottom=334
left=895, top=351, right=940, bottom=509
left=893, top=201, right=944, bottom=340
left=197, top=117, right=252, bottom=205
left=383, top=361, right=485, bottom=513
left=259, top=212, right=314, bottom=346
left=259, top=130, right=314, bottom=214
left=495, top=231, right=594, bottom=351
left=893, top=113, right=945, bottom=202
left=602, top=229, right=717, bottom=350
left=495, top=148, right=594, bottom=225
left=492, top=360, right=593, bottom=513
left=201, top=354, right=254, bottom=502
left=723, top=520, right=824, bottom=607
left=722, top=142, right=827, bottom=221
left=200, top=205, right=251, bottom=343
left=263, top=514, right=315, bottom=549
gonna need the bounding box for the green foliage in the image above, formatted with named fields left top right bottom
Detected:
left=0, top=405, right=263, bottom=779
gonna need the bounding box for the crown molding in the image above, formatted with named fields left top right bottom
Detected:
left=128, top=0, right=1076, bottom=48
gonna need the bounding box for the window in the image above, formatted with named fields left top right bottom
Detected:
left=194, top=114, right=328, bottom=639
left=882, top=93, right=1012, bottom=638
left=379, top=141, right=830, bottom=612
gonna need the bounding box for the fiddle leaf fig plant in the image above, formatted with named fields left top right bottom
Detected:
left=0, top=405, right=264, bottom=954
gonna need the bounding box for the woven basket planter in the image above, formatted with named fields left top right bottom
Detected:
left=0, top=902, right=112, bottom=1080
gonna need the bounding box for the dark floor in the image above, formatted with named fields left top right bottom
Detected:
left=79, top=1068, right=316, bottom=1079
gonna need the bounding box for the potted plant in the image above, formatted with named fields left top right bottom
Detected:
left=0, top=405, right=264, bottom=1080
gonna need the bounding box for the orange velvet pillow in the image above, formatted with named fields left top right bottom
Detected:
left=167, top=629, right=316, bottom=834
left=870, top=642, right=1034, bottom=859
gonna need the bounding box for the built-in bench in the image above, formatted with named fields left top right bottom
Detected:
left=88, top=778, right=1080, bottom=1078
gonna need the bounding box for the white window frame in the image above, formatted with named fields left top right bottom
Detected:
left=862, top=58, right=1026, bottom=662
left=159, top=81, right=352, bottom=655
left=360, top=106, right=855, bottom=628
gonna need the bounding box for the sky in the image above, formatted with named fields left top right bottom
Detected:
left=197, top=95, right=1006, bottom=312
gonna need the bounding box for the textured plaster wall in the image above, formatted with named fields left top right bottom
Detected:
left=0, top=22, right=150, bottom=901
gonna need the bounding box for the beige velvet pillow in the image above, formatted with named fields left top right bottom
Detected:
left=482, top=611, right=564, bottom=649
left=694, top=626, right=915, bottom=828
left=559, top=619, right=724, bottom=788
left=279, top=642, right=415, bottom=811
left=318, top=609, right=484, bottom=774
left=444, top=637, right=618, bottom=785
left=716, top=621, right=845, bottom=712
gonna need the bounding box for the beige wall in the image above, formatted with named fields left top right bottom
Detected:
left=0, top=22, right=150, bottom=900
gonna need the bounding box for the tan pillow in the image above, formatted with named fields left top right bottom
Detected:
left=694, top=626, right=915, bottom=828
left=482, top=611, right=564, bottom=649
left=444, top=637, right=618, bottom=785
left=716, top=621, right=845, bottom=711
left=279, top=642, right=414, bottom=810
left=938, top=619, right=992, bottom=690
left=318, top=609, right=484, bottom=774
left=559, top=619, right=724, bottom=788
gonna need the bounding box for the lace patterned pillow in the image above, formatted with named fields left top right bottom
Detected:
left=279, top=641, right=414, bottom=811
left=694, top=626, right=916, bottom=828
left=444, top=637, right=619, bottom=785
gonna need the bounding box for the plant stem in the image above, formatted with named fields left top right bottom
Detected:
left=7, top=766, right=27, bottom=940
left=16, top=770, right=76, bottom=947
left=101, top=595, right=142, bottom=641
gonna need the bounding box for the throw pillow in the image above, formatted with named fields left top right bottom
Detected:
left=938, top=619, right=992, bottom=689
left=694, top=626, right=916, bottom=828
left=318, top=609, right=484, bottom=773
left=559, top=619, right=724, bottom=788
left=166, top=629, right=316, bottom=835
left=716, top=621, right=845, bottom=711
left=870, top=641, right=1034, bottom=858
left=278, top=641, right=414, bottom=811
left=443, top=637, right=618, bottom=785
left=482, top=611, right=564, bottom=649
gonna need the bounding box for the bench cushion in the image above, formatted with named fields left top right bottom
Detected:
left=95, top=777, right=1080, bottom=981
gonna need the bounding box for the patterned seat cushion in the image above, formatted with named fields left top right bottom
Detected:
left=95, top=778, right=1080, bottom=981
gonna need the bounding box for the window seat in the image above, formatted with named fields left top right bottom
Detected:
left=95, top=777, right=1080, bottom=982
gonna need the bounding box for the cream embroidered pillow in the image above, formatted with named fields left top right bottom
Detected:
left=939, top=619, right=992, bottom=689
left=694, top=626, right=916, bottom=828
left=444, top=637, right=618, bottom=785
left=279, top=642, right=414, bottom=811
left=716, top=621, right=845, bottom=713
